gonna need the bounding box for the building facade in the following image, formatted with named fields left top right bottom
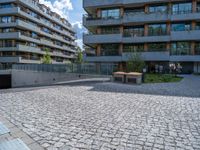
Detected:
left=0, top=0, right=77, bottom=66
left=83, top=0, right=200, bottom=73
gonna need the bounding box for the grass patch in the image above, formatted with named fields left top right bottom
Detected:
left=144, top=74, right=183, bottom=83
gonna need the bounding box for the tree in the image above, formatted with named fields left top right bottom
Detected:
left=126, top=52, right=145, bottom=72
left=76, top=47, right=83, bottom=64
left=42, top=48, right=52, bottom=64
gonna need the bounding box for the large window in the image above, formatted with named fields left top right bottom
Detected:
left=0, top=40, right=15, bottom=47
left=101, top=26, right=120, bottom=34
left=172, top=3, right=192, bottom=14
left=148, top=24, right=167, bottom=36
left=101, top=44, right=119, bottom=56
left=171, top=23, right=191, bottom=31
left=195, top=43, right=200, bottom=55
left=0, top=16, right=12, bottom=23
left=124, top=44, right=144, bottom=52
left=0, top=28, right=15, bottom=33
left=149, top=5, right=168, bottom=13
left=124, top=7, right=144, bottom=16
left=101, top=9, right=120, bottom=19
left=148, top=43, right=167, bottom=51
left=124, top=26, right=144, bottom=37
left=171, top=42, right=191, bottom=55
left=0, top=3, right=12, bottom=9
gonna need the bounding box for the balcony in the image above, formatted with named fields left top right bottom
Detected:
left=171, top=30, right=200, bottom=41
left=83, top=33, right=122, bottom=44
left=122, top=52, right=170, bottom=61
left=83, top=0, right=170, bottom=8
left=170, top=55, right=200, bottom=62
left=0, top=56, right=21, bottom=63
left=171, top=11, right=200, bottom=21
left=123, top=12, right=169, bottom=24
left=0, top=7, right=19, bottom=15
left=83, top=15, right=122, bottom=27
left=84, top=56, right=122, bottom=62
left=123, top=35, right=170, bottom=43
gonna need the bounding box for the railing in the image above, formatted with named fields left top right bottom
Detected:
left=12, top=63, right=117, bottom=75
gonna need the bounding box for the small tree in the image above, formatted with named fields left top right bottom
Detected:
left=126, top=52, right=145, bottom=72
left=42, top=49, right=52, bottom=64
left=76, top=47, right=83, bottom=64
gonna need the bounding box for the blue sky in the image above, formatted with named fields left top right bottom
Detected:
left=40, top=0, right=85, bottom=48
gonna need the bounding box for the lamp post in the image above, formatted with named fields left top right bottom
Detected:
left=142, top=68, right=147, bottom=83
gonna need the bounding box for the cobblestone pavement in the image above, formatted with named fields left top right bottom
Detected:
left=0, top=75, right=200, bottom=150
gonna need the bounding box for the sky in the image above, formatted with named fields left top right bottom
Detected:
left=39, top=0, right=85, bottom=48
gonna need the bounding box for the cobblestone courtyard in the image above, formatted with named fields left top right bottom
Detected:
left=0, top=75, right=200, bottom=150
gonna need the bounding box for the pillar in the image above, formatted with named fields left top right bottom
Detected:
left=166, top=43, right=171, bottom=52
left=144, top=5, right=149, bottom=14
left=118, top=63, right=123, bottom=71
left=119, top=44, right=123, bottom=55
left=144, top=24, right=148, bottom=36
left=191, top=42, right=195, bottom=55
left=144, top=43, right=148, bottom=52
left=120, top=7, right=124, bottom=17
left=167, top=22, right=171, bottom=35
left=96, top=8, right=101, bottom=18
left=192, top=21, right=196, bottom=30
left=192, top=0, right=197, bottom=13
left=120, top=26, right=123, bottom=34
left=96, top=44, right=101, bottom=56
left=97, top=28, right=101, bottom=34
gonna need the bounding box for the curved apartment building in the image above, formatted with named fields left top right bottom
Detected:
left=83, top=0, right=200, bottom=73
left=0, top=0, right=77, bottom=65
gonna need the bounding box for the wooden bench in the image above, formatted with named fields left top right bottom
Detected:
left=125, top=72, right=142, bottom=84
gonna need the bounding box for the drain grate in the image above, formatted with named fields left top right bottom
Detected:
left=0, top=139, right=30, bottom=150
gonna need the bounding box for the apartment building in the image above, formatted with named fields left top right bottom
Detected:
left=83, top=0, right=200, bottom=73
left=0, top=0, right=77, bottom=66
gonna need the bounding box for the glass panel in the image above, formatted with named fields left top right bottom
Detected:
left=101, top=9, right=120, bottom=19
left=101, top=26, right=120, bottom=34
left=172, top=3, right=192, bottom=14
left=148, top=43, right=167, bottom=51
left=124, top=44, right=144, bottom=52
left=170, top=42, right=191, bottom=55
left=124, top=26, right=144, bottom=37
left=101, top=44, right=119, bottom=56
left=148, top=24, right=167, bottom=36
left=149, top=5, right=167, bottom=13
left=171, top=23, right=191, bottom=31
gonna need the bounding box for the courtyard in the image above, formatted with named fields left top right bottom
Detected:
left=0, top=75, right=200, bottom=150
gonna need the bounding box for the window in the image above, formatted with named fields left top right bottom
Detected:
left=1, top=16, right=12, bottom=23
left=101, top=9, right=120, bottom=19
left=172, top=3, right=192, bottom=14
left=149, top=5, right=167, bottom=13
left=171, top=42, right=191, bottom=55
left=196, top=22, right=200, bottom=30
left=124, top=7, right=144, bottom=16
left=0, top=3, right=12, bottom=9
left=4, top=40, right=14, bottom=47
left=124, top=26, right=144, bottom=37
left=0, top=28, right=15, bottom=33
left=195, top=43, right=200, bottom=55
left=148, top=24, right=167, bottom=36
left=171, top=23, right=191, bottom=31
left=124, top=44, right=144, bottom=52
left=101, top=44, right=119, bottom=56
left=197, top=3, right=200, bottom=12
left=101, top=26, right=120, bottom=34
left=148, top=43, right=167, bottom=51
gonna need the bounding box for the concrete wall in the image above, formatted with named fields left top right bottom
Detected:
left=11, top=70, right=109, bottom=88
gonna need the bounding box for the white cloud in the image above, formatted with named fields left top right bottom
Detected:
left=76, top=39, right=83, bottom=49
left=39, top=0, right=73, bottom=19
left=72, top=21, right=82, bottom=29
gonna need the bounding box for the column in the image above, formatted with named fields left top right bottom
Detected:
left=96, top=8, right=101, bottom=18
left=119, top=44, right=123, bottom=55
left=144, top=43, right=148, bottom=52
left=144, top=24, right=148, bottom=36
left=166, top=43, right=171, bottom=52
left=97, top=28, right=101, bottom=34
left=192, top=21, right=196, bottom=30
left=96, top=44, right=101, bottom=56
left=120, top=26, right=123, bottom=34
left=192, top=0, right=197, bottom=13
left=144, top=5, right=149, bottom=14
left=167, top=22, right=171, bottom=35
left=120, top=7, right=124, bottom=17
left=191, top=42, right=195, bottom=55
